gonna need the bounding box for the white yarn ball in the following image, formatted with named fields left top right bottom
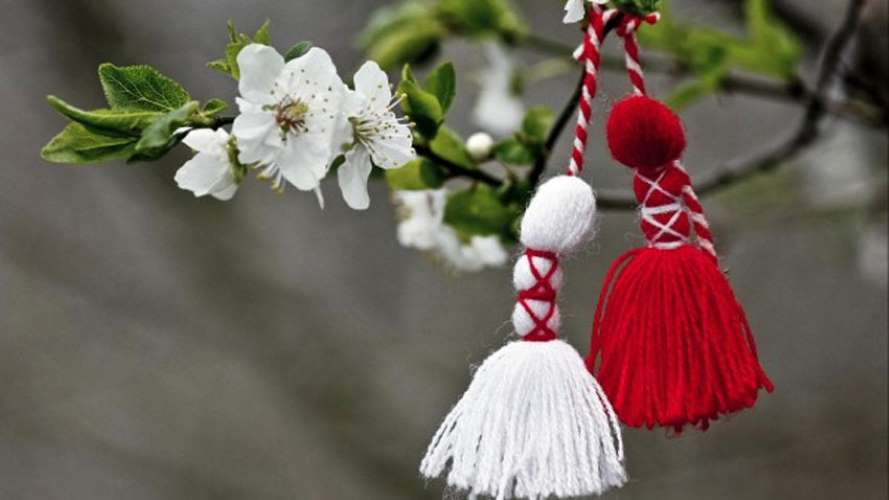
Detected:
left=513, top=254, right=564, bottom=292
left=520, top=175, right=596, bottom=253
left=512, top=302, right=560, bottom=338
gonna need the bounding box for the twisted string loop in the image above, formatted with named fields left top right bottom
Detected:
left=517, top=249, right=560, bottom=342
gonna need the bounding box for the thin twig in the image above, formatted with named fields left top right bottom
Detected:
left=528, top=13, right=625, bottom=189
left=594, top=0, right=868, bottom=209
left=414, top=144, right=501, bottom=186
left=528, top=70, right=586, bottom=188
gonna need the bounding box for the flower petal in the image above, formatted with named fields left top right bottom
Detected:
left=237, top=44, right=285, bottom=105
left=233, top=111, right=280, bottom=165
left=353, top=60, right=392, bottom=112
left=282, top=47, right=344, bottom=101
left=175, top=153, right=229, bottom=198
left=394, top=190, right=446, bottom=250
left=473, top=43, right=525, bottom=136
left=367, top=122, right=415, bottom=169
left=470, top=236, right=509, bottom=266
left=276, top=135, right=331, bottom=190
left=182, top=129, right=228, bottom=155
left=211, top=181, right=239, bottom=201
left=563, top=0, right=585, bottom=23
left=338, top=147, right=373, bottom=210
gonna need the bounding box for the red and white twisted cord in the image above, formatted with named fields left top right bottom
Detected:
left=676, top=163, right=717, bottom=259
left=617, top=12, right=660, bottom=96
left=566, top=5, right=616, bottom=176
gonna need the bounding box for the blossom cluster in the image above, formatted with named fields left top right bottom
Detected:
left=176, top=44, right=416, bottom=210
left=394, top=190, right=509, bottom=272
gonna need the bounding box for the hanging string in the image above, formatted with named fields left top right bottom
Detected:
left=566, top=4, right=616, bottom=176
left=616, top=12, right=660, bottom=96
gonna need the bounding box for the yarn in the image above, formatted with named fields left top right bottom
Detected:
left=420, top=340, right=625, bottom=500
left=566, top=6, right=613, bottom=176
left=606, top=95, right=686, bottom=170
left=421, top=173, right=625, bottom=495
left=588, top=141, right=773, bottom=431
left=513, top=249, right=562, bottom=342
left=589, top=93, right=772, bottom=432
left=520, top=175, right=597, bottom=253
left=588, top=245, right=774, bottom=431
left=583, top=8, right=773, bottom=431
left=421, top=5, right=626, bottom=496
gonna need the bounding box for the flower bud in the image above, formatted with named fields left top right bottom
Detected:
left=466, top=132, right=495, bottom=161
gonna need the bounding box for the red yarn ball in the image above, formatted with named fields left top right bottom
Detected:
left=606, top=95, right=686, bottom=170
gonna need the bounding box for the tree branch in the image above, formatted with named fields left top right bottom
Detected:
left=594, top=0, right=868, bottom=210
left=414, top=144, right=502, bottom=186
left=528, top=69, right=586, bottom=188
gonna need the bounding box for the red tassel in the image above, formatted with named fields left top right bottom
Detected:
left=588, top=246, right=773, bottom=431
left=587, top=95, right=773, bottom=431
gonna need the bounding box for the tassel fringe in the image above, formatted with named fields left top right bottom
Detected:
left=421, top=340, right=625, bottom=500
left=588, top=245, right=774, bottom=431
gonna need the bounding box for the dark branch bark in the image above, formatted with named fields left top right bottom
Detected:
left=414, top=144, right=502, bottom=186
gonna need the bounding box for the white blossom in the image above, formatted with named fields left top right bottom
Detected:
left=232, top=44, right=345, bottom=196
left=563, top=0, right=608, bottom=24
left=395, top=189, right=448, bottom=251
left=436, top=230, right=510, bottom=272
left=336, top=61, right=415, bottom=210
left=473, top=43, right=525, bottom=137
left=563, top=0, right=586, bottom=23
left=394, top=189, right=510, bottom=272
left=174, top=129, right=239, bottom=201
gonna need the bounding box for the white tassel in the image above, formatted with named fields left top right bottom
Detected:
left=420, top=176, right=626, bottom=499
left=419, top=341, right=624, bottom=500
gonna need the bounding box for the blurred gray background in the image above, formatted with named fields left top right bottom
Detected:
left=1, top=0, right=887, bottom=499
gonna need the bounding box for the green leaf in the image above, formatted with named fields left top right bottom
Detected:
left=444, top=185, right=517, bottom=238
left=285, top=41, right=313, bottom=61
left=608, top=0, right=661, bottom=16
left=398, top=79, right=443, bottom=138
left=208, top=20, right=274, bottom=80
left=98, top=63, right=191, bottom=112
left=424, top=62, right=456, bottom=114
left=430, top=127, right=474, bottom=169
left=253, top=19, right=271, bottom=45
left=437, top=0, right=526, bottom=40
left=401, top=64, right=417, bottom=84
left=134, top=101, right=199, bottom=156
left=666, top=59, right=729, bottom=111
left=41, top=122, right=137, bottom=164
left=359, top=2, right=445, bottom=70
left=520, top=107, right=553, bottom=144
left=742, top=0, right=801, bottom=78
left=385, top=157, right=447, bottom=190
left=201, top=98, right=228, bottom=117
left=495, top=138, right=535, bottom=165
left=47, top=95, right=162, bottom=135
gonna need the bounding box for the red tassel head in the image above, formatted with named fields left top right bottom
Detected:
left=606, top=95, right=686, bottom=170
